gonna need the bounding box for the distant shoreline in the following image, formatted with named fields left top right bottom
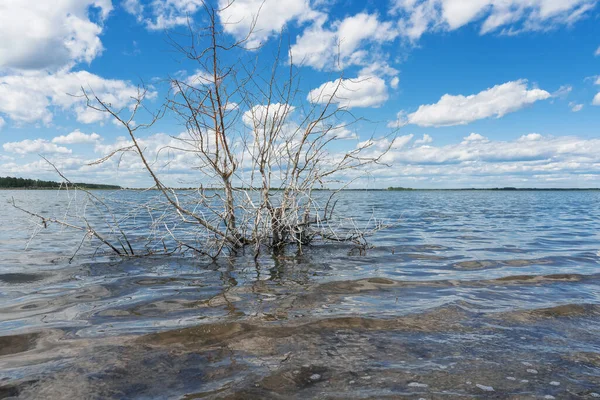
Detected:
left=0, top=187, right=121, bottom=191
left=0, top=176, right=121, bottom=190
left=2, top=187, right=599, bottom=191
left=2, top=176, right=598, bottom=191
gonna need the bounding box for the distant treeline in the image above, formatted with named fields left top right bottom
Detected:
left=0, top=176, right=121, bottom=190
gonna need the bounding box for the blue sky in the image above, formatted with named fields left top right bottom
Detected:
left=0, top=0, right=599, bottom=188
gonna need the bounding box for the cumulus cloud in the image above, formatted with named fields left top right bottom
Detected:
left=0, top=116, right=5, bottom=131
left=373, top=133, right=600, bottom=173
left=462, top=133, right=488, bottom=142
left=170, top=69, right=214, bottom=95
left=357, top=134, right=414, bottom=159
left=5, top=131, right=600, bottom=188
left=123, top=0, right=143, bottom=16
left=52, top=130, right=102, bottom=144
left=127, top=0, right=322, bottom=45
left=183, top=70, right=213, bottom=86
left=290, top=13, right=398, bottom=70
left=0, top=70, right=151, bottom=125
left=332, top=134, right=600, bottom=188
left=243, top=103, right=295, bottom=128
left=218, top=0, right=322, bottom=47
left=518, top=133, right=543, bottom=141
left=0, top=0, right=112, bottom=70
left=123, top=0, right=203, bottom=30
left=415, top=134, right=433, bottom=145
left=392, top=0, right=597, bottom=40
left=3, top=139, right=72, bottom=155
left=593, top=93, right=600, bottom=106
left=328, top=125, right=358, bottom=140
left=391, top=80, right=550, bottom=128
left=308, top=75, right=389, bottom=109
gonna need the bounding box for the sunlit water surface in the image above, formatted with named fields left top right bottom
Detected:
left=1, top=190, right=600, bottom=399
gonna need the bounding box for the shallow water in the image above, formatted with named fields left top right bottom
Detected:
left=1, top=190, right=600, bottom=399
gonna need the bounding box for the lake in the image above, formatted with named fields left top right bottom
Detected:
left=1, top=190, right=600, bottom=399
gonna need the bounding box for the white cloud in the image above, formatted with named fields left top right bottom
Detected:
left=570, top=102, right=584, bottom=112
left=518, top=133, right=543, bottom=141
left=415, top=134, right=433, bottom=145
left=129, top=0, right=318, bottom=46
left=170, top=69, right=213, bottom=94
left=123, top=0, right=203, bottom=30
left=0, top=0, right=112, bottom=70
left=463, top=133, right=489, bottom=142
left=395, top=0, right=441, bottom=40
left=389, top=134, right=600, bottom=166
left=308, top=75, right=389, bottom=109
left=592, top=76, right=600, bottom=105
left=184, top=70, right=213, bottom=86
left=359, top=63, right=400, bottom=79
left=552, top=85, right=572, bottom=98
left=391, top=134, right=416, bottom=150
left=218, top=0, right=322, bottom=47
left=329, top=125, right=358, bottom=140
left=129, top=0, right=320, bottom=42
left=3, top=139, right=72, bottom=155
left=0, top=70, right=150, bottom=125
left=94, top=136, right=134, bottom=157
left=52, top=130, right=102, bottom=144
left=349, top=133, right=600, bottom=188
left=241, top=103, right=300, bottom=148
left=243, top=103, right=295, bottom=128
left=394, top=80, right=550, bottom=127
left=123, top=0, right=143, bottom=16
left=358, top=134, right=414, bottom=153
left=6, top=131, right=600, bottom=188
left=388, top=111, right=409, bottom=129
left=290, top=13, right=398, bottom=70
left=392, top=0, right=597, bottom=40
left=596, top=46, right=600, bottom=56
left=390, top=77, right=400, bottom=89
left=0, top=116, right=5, bottom=130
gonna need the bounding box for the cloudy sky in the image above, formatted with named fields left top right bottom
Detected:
left=0, top=0, right=599, bottom=188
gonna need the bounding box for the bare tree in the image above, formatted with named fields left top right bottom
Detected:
left=14, top=2, right=395, bottom=259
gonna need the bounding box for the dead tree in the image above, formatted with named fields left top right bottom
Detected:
left=14, top=2, right=395, bottom=259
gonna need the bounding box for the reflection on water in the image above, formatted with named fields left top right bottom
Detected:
left=1, top=190, right=600, bottom=398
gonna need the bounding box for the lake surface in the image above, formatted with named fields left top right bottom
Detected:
left=1, top=190, right=600, bottom=399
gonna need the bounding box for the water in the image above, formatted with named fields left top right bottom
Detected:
left=1, top=190, right=600, bottom=399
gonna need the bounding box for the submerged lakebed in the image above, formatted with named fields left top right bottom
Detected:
left=1, top=190, right=600, bottom=399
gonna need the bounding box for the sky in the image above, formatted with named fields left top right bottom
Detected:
left=0, top=0, right=599, bottom=188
